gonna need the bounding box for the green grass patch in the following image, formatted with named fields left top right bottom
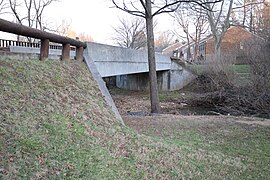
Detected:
left=230, top=64, right=251, bottom=74
left=129, top=117, right=270, bottom=179
left=159, top=91, right=180, bottom=102
left=1, top=59, right=269, bottom=179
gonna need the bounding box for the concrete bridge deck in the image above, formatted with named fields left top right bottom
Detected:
left=86, top=42, right=171, bottom=77
left=9, top=42, right=171, bottom=78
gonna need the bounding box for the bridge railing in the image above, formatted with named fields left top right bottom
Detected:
left=0, top=39, right=76, bottom=51
left=0, top=18, right=86, bottom=61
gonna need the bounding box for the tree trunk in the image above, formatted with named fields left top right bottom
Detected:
left=214, top=40, right=221, bottom=64
left=194, top=43, right=199, bottom=62
left=215, top=44, right=220, bottom=59
left=145, top=0, right=160, bottom=114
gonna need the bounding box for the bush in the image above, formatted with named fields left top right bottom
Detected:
left=188, top=42, right=270, bottom=118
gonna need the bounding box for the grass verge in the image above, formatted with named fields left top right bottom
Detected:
left=1, top=59, right=269, bottom=179
left=124, top=115, right=270, bottom=179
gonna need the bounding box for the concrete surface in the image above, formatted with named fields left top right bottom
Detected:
left=10, top=46, right=76, bottom=59
left=169, top=61, right=196, bottom=90
left=86, top=42, right=171, bottom=77
left=84, top=46, right=124, bottom=125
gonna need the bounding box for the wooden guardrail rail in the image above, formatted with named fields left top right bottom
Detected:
left=0, top=18, right=86, bottom=61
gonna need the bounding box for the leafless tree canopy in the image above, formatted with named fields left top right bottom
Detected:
left=111, top=0, right=222, bottom=18
left=112, top=17, right=147, bottom=49
left=111, top=0, right=222, bottom=113
left=155, top=31, right=175, bottom=52
left=173, top=3, right=209, bottom=61
left=0, top=0, right=8, bottom=14
left=8, top=0, right=58, bottom=30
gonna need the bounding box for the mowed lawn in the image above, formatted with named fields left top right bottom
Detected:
left=123, top=115, right=270, bottom=179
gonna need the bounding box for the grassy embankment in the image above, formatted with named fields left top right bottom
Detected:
left=0, top=59, right=269, bottom=179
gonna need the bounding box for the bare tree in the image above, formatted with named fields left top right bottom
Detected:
left=7, top=0, right=58, bottom=42
left=255, top=1, right=270, bottom=39
left=53, top=21, right=94, bottom=42
left=155, top=30, right=175, bottom=52
left=77, top=32, right=95, bottom=42
left=236, top=0, right=266, bottom=32
left=203, top=0, right=234, bottom=62
left=230, top=0, right=268, bottom=36
left=111, top=0, right=221, bottom=113
left=33, top=0, right=58, bottom=30
left=0, top=0, right=8, bottom=14
left=112, top=17, right=147, bottom=49
left=8, top=0, right=58, bottom=30
left=174, top=4, right=209, bottom=61
left=240, top=0, right=270, bottom=39
left=8, top=0, right=23, bottom=24
left=50, top=19, right=73, bottom=36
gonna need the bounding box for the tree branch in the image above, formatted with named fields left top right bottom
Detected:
left=153, top=0, right=223, bottom=16
left=111, top=0, right=146, bottom=18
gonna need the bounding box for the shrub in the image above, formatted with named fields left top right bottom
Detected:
left=188, top=41, right=270, bottom=118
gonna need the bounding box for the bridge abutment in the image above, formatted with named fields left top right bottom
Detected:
left=115, top=61, right=196, bottom=91
left=116, top=71, right=169, bottom=91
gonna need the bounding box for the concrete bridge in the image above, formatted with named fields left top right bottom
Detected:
left=85, top=42, right=171, bottom=77
left=84, top=42, right=195, bottom=91
left=4, top=41, right=195, bottom=91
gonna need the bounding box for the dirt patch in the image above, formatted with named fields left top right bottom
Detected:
left=112, top=92, right=150, bottom=115
left=111, top=89, right=218, bottom=116
left=110, top=88, right=270, bottom=130
left=235, top=119, right=270, bottom=126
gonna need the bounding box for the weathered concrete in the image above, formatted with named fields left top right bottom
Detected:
left=84, top=46, right=124, bottom=125
left=85, top=42, right=195, bottom=91
left=9, top=46, right=76, bottom=58
left=116, top=71, right=169, bottom=91
left=116, top=61, right=196, bottom=91
left=0, top=51, right=40, bottom=60
left=168, top=61, right=196, bottom=90
left=7, top=42, right=196, bottom=92
left=86, top=42, right=171, bottom=77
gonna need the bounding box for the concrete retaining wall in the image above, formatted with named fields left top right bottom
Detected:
left=0, top=51, right=40, bottom=60
left=116, top=61, right=196, bottom=91
left=9, top=46, right=76, bottom=59
left=169, top=61, right=196, bottom=90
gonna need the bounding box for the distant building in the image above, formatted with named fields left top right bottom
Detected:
left=162, top=26, right=265, bottom=64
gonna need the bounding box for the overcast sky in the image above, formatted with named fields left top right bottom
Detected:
left=1, top=0, right=174, bottom=45
left=45, top=0, right=174, bottom=44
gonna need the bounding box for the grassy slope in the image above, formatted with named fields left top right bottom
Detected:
left=0, top=60, right=268, bottom=179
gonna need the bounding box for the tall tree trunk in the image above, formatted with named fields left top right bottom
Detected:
left=214, top=43, right=221, bottom=62
left=214, top=37, right=222, bottom=64
left=145, top=0, right=160, bottom=114
left=194, top=43, right=199, bottom=62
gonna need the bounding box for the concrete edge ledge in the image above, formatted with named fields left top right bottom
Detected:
left=83, top=47, right=124, bottom=125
